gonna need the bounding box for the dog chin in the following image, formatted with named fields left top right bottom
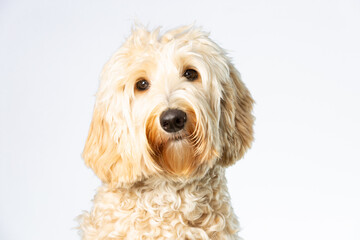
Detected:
left=160, top=138, right=196, bottom=176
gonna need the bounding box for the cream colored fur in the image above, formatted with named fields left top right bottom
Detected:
left=79, top=25, right=254, bottom=240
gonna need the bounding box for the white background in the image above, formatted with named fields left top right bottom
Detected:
left=1, top=0, right=359, bottom=239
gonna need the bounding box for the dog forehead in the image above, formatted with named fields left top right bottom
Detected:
left=123, top=26, right=221, bottom=69
left=129, top=42, right=195, bottom=78
left=114, top=27, right=228, bottom=90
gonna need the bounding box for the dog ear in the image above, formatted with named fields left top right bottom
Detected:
left=82, top=107, right=143, bottom=186
left=82, top=107, right=119, bottom=184
left=219, top=63, right=255, bottom=166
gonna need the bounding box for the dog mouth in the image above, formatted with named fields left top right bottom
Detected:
left=170, top=135, right=184, bottom=141
left=169, top=133, right=186, bottom=141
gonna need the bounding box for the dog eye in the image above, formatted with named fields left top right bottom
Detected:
left=135, top=79, right=150, bottom=91
left=183, top=69, right=198, bottom=81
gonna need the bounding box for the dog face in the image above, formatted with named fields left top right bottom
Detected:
left=83, top=26, right=254, bottom=186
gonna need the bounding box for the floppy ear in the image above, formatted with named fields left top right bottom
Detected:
left=82, top=107, right=120, bottom=184
left=82, top=106, right=143, bottom=186
left=219, top=64, right=255, bottom=166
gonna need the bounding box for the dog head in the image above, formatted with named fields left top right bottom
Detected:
left=83, top=26, right=254, bottom=186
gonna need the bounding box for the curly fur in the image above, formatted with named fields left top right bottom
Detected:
left=79, top=25, right=254, bottom=240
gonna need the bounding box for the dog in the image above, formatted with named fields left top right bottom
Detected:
left=79, top=25, right=254, bottom=240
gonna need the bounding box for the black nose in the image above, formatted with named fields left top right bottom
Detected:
left=160, top=109, right=187, bottom=133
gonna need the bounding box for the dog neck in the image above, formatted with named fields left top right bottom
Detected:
left=97, top=165, right=231, bottom=212
left=82, top=165, right=240, bottom=238
left=113, top=164, right=221, bottom=194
